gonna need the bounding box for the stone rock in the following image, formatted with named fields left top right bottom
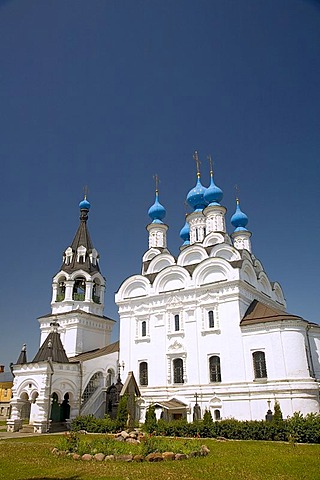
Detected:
left=82, top=454, right=92, bottom=461
left=133, top=454, right=144, bottom=462
left=51, top=448, right=59, bottom=455
left=114, top=435, right=125, bottom=442
left=72, top=453, right=81, bottom=460
left=162, top=452, right=175, bottom=461
left=146, top=453, right=163, bottom=462
left=175, top=453, right=188, bottom=460
left=189, top=451, right=201, bottom=458
left=200, top=445, right=210, bottom=455
left=78, top=430, right=87, bottom=434
left=216, top=436, right=227, bottom=442
left=105, top=455, right=115, bottom=461
left=129, top=431, right=138, bottom=438
left=126, top=437, right=140, bottom=444
left=115, top=454, right=133, bottom=462
left=121, top=430, right=130, bottom=439
left=94, top=453, right=105, bottom=461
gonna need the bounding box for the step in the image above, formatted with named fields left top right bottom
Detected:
left=19, top=425, right=35, bottom=433
left=49, top=422, right=69, bottom=433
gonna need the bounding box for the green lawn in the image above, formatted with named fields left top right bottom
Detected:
left=0, top=435, right=319, bottom=480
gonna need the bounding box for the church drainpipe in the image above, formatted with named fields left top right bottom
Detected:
left=79, top=362, right=83, bottom=413
left=47, top=358, right=54, bottom=432
left=306, top=325, right=315, bottom=378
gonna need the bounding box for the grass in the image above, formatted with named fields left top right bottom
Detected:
left=0, top=419, right=7, bottom=431
left=0, top=434, right=319, bottom=480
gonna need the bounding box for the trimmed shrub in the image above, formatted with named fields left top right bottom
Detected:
left=116, top=394, right=129, bottom=430
left=144, top=405, right=157, bottom=433
left=71, top=411, right=320, bottom=444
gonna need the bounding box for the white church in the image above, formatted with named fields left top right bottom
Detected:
left=7, top=153, right=320, bottom=433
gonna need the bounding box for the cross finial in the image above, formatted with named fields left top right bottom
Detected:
left=207, top=155, right=213, bottom=175
left=235, top=184, right=240, bottom=204
left=153, top=174, right=159, bottom=193
left=193, top=150, right=201, bottom=177
left=194, top=392, right=199, bottom=404
left=83, top=185, right=89, bottom=200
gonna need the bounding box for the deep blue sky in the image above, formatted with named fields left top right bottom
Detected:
left=0, top=0, right=319, bottom=370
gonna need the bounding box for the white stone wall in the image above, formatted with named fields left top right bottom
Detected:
left=117, top=238, right=320, bottom=422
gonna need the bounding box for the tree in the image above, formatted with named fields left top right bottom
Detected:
left=203, top=409, right=213, bottom=426
left=144, top=404, right=157, bottom=433
left=116, top=394, right=128, bottom=430
left=273, top=400, right=283, bottom=424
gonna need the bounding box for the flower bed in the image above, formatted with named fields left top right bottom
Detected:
left=53, top=430, right=210, bottom=462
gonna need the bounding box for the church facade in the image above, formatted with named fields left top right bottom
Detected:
left=7, top=155, right=320, bottom=432
left=116, top=156, right=320, bottom=422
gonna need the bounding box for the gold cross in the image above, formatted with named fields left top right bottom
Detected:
left=193, top=150, right=201, bottom=177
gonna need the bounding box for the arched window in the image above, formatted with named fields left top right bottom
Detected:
left=253, top=351, right=267, bottom=379
left=214, top=409, right=221, bottom=420
left=209, top=356, right=221, bottom=382
left=82, top=372, right=103, bottom=405
left=173, top=358, right=184, bottom=384
left=106, top=368, right=115, bottom=387
left=139, top=362, right=148, bottom=386
left=92, top=280, right=101, bottom=304
left=208, top=310, right=214, bottom=328
left=73, top=277, right=86, bottom=301
left=174, top=314, right=180, bottom=331
left=141, top=321, right=147, bottom=337
left=56, top=278, right=66, bottom=302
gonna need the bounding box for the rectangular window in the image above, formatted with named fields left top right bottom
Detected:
left=174, top=314, right=180, bottom=331
left=141, top=321, right=147, bottom=337
left=139, top=362, right=148, bottom=386
left=209, top=356, right=221, bottom=382
left=208, top=310, right=214, bottom=328
left=173, top=358, right=184, bottom=384
left=253, top=351, right=267, bottom=379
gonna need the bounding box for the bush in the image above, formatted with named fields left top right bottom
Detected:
left=203, top=410, right=213, bottom=426
left=116, top=395, right=128, bottom=430
left=70, top=410, right=320, bottom=444
left=144, top=405, right=157, bottom=433
left=71, top=415, right=118, bottom=433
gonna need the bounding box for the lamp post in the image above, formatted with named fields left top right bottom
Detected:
left=265, top=400, right=273, bottom=422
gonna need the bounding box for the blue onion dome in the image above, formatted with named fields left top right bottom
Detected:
left=231, top=199, right=249, bottom=231
left=180, top=218, right=190, bottom=246
left=79, top=196, right=91, bottom=210
left=186, top=176, right=208, bottom=211
left=204, top=172, right=223, bottom=206
left=148, top=191, right=166, bottom=224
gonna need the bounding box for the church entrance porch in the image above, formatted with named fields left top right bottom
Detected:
left=49, top=392, right=71, bottom=432
left=153, top=399, right=188, bottom=422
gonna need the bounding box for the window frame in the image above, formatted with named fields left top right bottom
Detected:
left=139, top=361, right=148, bottom=386
left=173, top=357, right=184, bottom=384
left=209, top=355, right=222, bottom=383
left=252, top=350, right=267, bottom=379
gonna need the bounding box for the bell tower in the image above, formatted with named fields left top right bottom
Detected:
left=38, top=196, right=115, bottom=357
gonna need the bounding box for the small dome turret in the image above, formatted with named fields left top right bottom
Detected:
left=231, top=199, right=249, bottom=231
left=79, top=196, right=90, bottom=210
left=148, top=191, right=166, bottom=224
left=204, top=171, right=223, bottom=206
left=179, top=217, right=190, bottom=246
left=186, top=151, right=208, bottom=211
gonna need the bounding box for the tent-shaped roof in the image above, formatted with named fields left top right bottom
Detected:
left=241, top=300, right=305, bottom=326
left=120, top=371, right=141, bottom=397
left=32, top=331, right=69, bottom=363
